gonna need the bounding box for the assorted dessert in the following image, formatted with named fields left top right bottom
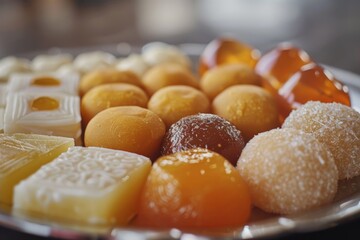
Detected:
left=0, top=38, right=359, bottom=232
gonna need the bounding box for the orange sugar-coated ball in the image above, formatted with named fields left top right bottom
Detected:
left=237, top=128, right=338, bottom=215
left=136, top=148, right=252, bottom=228
left=142, top=63, right=199, bottom=96
left=148, top=85, right=210, bottom=128
left=79, top=68, right=144, bottom=96
left=84, top=106, right=166, bottom=159
left=81, top=83, right=149, bottom=126
left=200, top=64, right=262, bottom=100
left=283, top=101, right=360, bottom=179
left=212, top=85, right=280, bottom=142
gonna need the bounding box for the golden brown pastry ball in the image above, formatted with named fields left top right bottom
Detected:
left=283, top=101, right=360, bottom=179
left=237, top=128, right=338, bottom=214
left=200, top=64, right=262, bottom=100
left=81, top=83, right=148, bottom=126
left=84, top=106, right=165, bottom=159
left=148, top=85, right=210, bottom=128
left=142, top=64, right=199, bottom=96
left=212, top=85, right=279, bottom=142
left=79, top=68, right=144, bottom=96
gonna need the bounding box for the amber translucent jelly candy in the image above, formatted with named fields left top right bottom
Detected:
left=279, top=64, right=351, bottom=108
left=199, top=38, right=260, bottom=77
left=136, top=148, right=252, bottom=228
left=255, top=44, right=312, bottom=89
left=30, top=96, right=59, bottom=111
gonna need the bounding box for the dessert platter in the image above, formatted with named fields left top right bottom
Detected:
left=0, top=38, right=359, bottom=240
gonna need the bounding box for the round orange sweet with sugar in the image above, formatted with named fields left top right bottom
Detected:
left=84, top=106, right=165, bottom=159
left=212, top=85, right=279, bottom=142
left=200, top=64, right=262, bottom=100
left=81, top=83, right=148, bottom=126
left=137, top=148, right=252, bottom=228
left=79, top=68, right=144, bottom=96
left=148, top=85, right=210, bottom=128
left=142, top=63, right=199, bottom=96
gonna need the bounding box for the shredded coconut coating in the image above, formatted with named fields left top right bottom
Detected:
left=237, top=128, right=338, bottom=214
left=283, top=101, right=360, bottom=179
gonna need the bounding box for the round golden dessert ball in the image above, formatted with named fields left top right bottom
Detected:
left=200, top=64, right=262, bottom=100
left=142, top=63, right=199, bottom=96
left=212, top=85, right=279, bottom=142
left=283, top=101, right=360, bottom=179
left=237, top=128, right=338, bottom=214
left=84, top=106, right=166, bottom=159
left=79, top=68, right=144, bottom=96
left=148, top=85, right=210, bottom=128
left=81, top=83, right=149, bottom=126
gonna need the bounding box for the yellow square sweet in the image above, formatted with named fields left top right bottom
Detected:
left=13, top=147, right=151, bottom=225
left=0, top=133, right=74, bottom=205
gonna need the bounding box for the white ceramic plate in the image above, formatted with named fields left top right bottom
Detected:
left=0, top=47, right=360, bottom=239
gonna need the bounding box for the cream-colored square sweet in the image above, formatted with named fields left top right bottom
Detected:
left=7, top=72, right=79, bottom=96
left=4, top=92, right=81, bottom=140
left=13, top=147, right=151, bottom=225
left=0, top=133, right=74, bottom=205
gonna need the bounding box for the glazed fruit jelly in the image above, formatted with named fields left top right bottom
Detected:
left=278, top=63, right=351, bottom=108
left=199, top=38, right=260, bottom=77
left=255, top=44, right=312, bottom=89
left=0, top=133, right=74, bottom=205
left=136, top=148, right=251, bottom=228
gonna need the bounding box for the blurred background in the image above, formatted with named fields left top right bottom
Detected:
left=0, top=0, right=360, bottom=74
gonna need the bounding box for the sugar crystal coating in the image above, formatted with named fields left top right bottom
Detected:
left=283, top=101, right=360, bottom=179
left=161, top=113, right=245, bottom=165
left=237, top=128, right=338, bottom=214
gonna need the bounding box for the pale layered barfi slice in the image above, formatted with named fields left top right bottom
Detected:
left=0, top=133, right=74, bottom=205
left=13, top=147, right=151, bottom=226
left=3, top=92, right=81, bottom=142
left=7, top=71, right=79, bottom=96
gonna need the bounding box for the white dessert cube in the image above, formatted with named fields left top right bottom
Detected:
left=4, top=92, right=81, bottom=140
left=7, top=72, right=79, bottom=96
